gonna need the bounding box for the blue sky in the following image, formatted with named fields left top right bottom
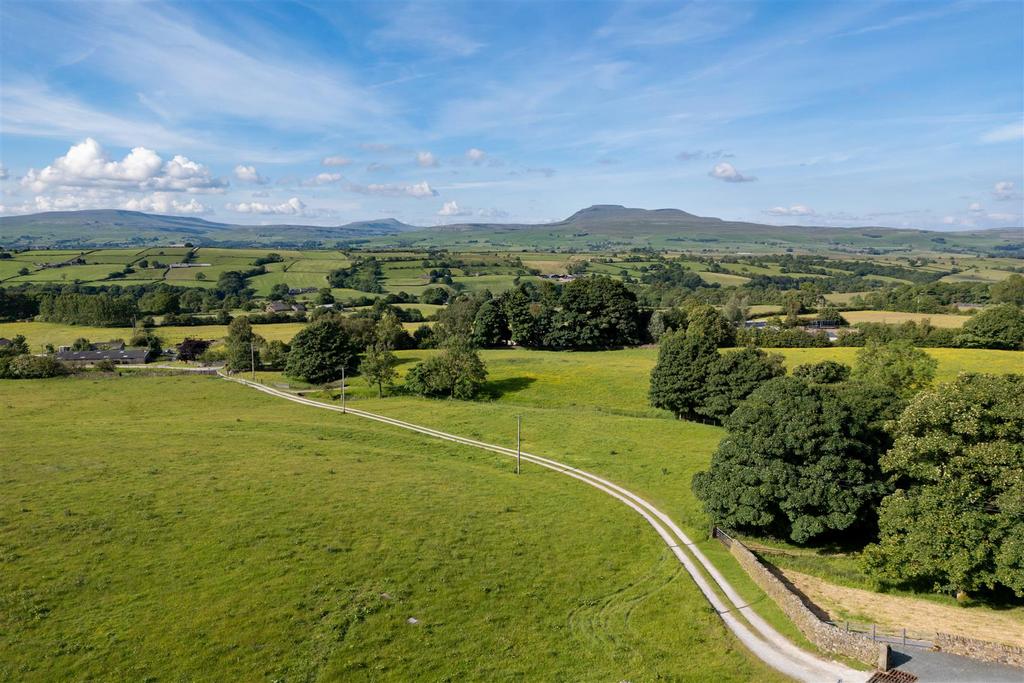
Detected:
left=1, top=0, right=1022, bottom=229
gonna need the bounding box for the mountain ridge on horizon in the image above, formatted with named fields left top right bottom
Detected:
left=0, top=205, right=1018, bottom=252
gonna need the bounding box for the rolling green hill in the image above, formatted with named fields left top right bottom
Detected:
left=0, top=210, right=418, bottom=249
left=1, top=205, right=1019, bottom=254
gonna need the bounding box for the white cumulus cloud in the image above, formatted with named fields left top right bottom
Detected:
left=227, top=196, right=306, bottom=215
left=234, top=164, right=266, bottom=184
left=417, top=151, right=438, bottom=167
left=22, top=138, right=224, bottom=193
left=465, top=147, right=487, bottom=163
left=709, top=162, right=756, bottom=183
left=438, top=200, right=471, bottom=216
left=993, top=181, right=1021, bottom=201
left=766, top=204, right=815, bottom=216
left=122, top=193, right=210, bottom=214
left=308, top=172, right=344, bottom=185
left=322, top=155, right=352, bottom=167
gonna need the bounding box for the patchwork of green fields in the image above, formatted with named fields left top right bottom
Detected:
left=0, top=375, right=785, bottom=682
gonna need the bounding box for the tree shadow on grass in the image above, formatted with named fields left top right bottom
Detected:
left=481, top=376, right=536, bottom=400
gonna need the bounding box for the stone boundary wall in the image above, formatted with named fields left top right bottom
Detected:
left=714, top=528, right=887, bottom=668
left=935, top=633, right=1024, bottom=668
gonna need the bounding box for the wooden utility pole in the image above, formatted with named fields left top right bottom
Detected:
left=516, top=415, right=521, bottom=474
left=341, top=366, right=346, bottom=414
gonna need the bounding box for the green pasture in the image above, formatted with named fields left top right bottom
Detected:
left=7, top=264, right=123, bottom=283
left=940, top=268, right=1015, bottom=283
left=0, top=321, right=306, bottom=349
left=247, top=270, right=331, bottom=295
left=697, top=271, right=750, bottom=286
left=286, top=258, right=351, bottom=273
left=0, top=375, right=784, bottom=682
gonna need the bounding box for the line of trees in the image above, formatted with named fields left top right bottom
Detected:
left=686, top=338, right=1023, bottom=600
left=450, top=276, right=645, bottom=351
left=38, top=292, right=139, bottom=327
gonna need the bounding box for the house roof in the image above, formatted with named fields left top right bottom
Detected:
left=55, top=348, right=149, bottom=362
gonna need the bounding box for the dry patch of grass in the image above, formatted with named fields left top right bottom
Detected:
left=783, top=570, right=1024, bottom=648
left=841, top=310, right=970, bottom=328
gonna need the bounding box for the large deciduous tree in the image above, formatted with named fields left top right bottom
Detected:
left=697, top=348, right=785, bottom=423
left=405, top=338, right=488, bottom=399
left=649, top=304, right=748, bottom=421
left=863, top=374, right=1024, bottom=599
left=649, top=329, right=717, bottom=420
left=692, top=376, right=890, bottom=544
left=359, top=314, right=400, bottom=398
left=285, top=318, right=360, bottom=385
left=852, top=340, right=937, bottom=398
left=471, top=299, right=510, bottom=348
left=225, top=316, right=263, bottom=372
left=543, top=277, right=641, bottom=350
left=957, top=303, right=1024, bottom=350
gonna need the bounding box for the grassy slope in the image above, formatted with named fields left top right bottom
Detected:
left=329, top=347, right=1023, bottom=633
left=0, top=375, right=783, bottom=682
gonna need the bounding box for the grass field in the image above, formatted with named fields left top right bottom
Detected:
left=2, top=319, right=1019, bottom=381
left=0, top=375, right=785, bottom=682
left=0, top=321, right=307, bottom=350
left=320, top=346, right=1023, bottom=641
left=840, top=310, right=970, bottom=328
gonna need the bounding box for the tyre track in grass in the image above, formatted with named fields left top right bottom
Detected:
left=221, top=373, right=868, bottom=683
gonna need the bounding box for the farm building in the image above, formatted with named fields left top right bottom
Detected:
left=54, top=348, right=149, bottom=365
left=265, top=301, right=306, bottom=314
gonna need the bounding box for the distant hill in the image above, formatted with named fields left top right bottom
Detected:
left=0, top=206, right=1018, bottom=255
left=397, top=204, right=1021, bottom=254
left=0, top=210, right=419, bottom=248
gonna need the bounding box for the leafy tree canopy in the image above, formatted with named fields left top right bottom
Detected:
left=405, top=339, right=488, bottom=400
left=543, top=276, right=641, bottom=350
left=285, top=318, right=360, bottom=385
left=696, top=348, right=785, bottom=423
left=958, top=303, right=1024, bottom=350
left=792, top=360, right=851, bottom=384
left=692, top=376, right=890, bottom=544
left=863, top=374, right=1024, bottom=598
left=852, top=340, right=937, bottom=398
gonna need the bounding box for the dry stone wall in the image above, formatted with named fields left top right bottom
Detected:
left=935, top=633, right=1024, bottom=668
left=719, top=530, right=888, bottom=668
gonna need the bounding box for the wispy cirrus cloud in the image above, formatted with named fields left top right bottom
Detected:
left=677, top=149, right=733, bottom=161
left=322, top=155, right=352, bottom=167
left=348, top=181, right=437, bottom=198
left=369, top=3, right=484, bottom=57
left=981, top=122, right=1024, bottom=143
